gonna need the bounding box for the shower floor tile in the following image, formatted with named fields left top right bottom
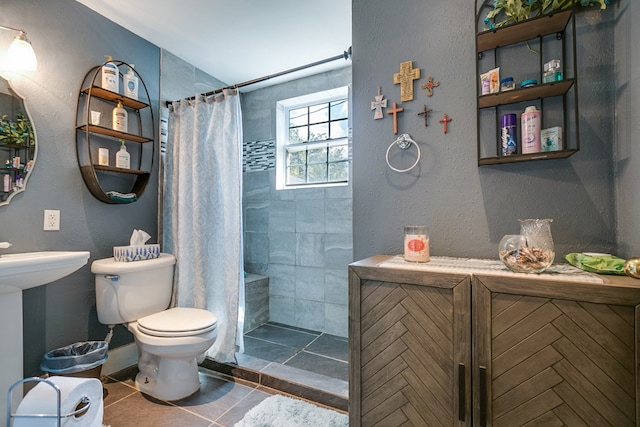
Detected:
left=242, top=322, right=349, bottom=384
left=284, top=350, right=348, bottom=381
left=306, top=333, right=348, bottom=362
left=243, top=335, right=298, bottom=363
left=245, top=322, right=319, bottom=349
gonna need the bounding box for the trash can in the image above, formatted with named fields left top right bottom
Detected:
left=40, top=341, right=108, bottom=379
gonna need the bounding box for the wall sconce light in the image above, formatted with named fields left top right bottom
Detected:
left=0, top=25, right=37, bottom=71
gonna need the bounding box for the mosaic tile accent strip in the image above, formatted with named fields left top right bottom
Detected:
left=244, top=139, right=275, bottom=172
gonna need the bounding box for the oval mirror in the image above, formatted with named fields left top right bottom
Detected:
left=0, top=75, right=36, bottom=206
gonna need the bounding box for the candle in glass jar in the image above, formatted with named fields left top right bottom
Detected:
left=404, top=226, right=430, bottom=262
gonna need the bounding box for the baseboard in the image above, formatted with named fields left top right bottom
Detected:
left=102, top=343, right=138, bottom=376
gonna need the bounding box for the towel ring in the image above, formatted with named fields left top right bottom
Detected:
left=386, top=134, right=420, bottom=173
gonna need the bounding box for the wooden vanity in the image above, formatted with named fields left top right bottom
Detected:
left=349, top=255, right=640, bottom=426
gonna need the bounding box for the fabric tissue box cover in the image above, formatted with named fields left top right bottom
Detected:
left=113, top=244, right=160, bottom=262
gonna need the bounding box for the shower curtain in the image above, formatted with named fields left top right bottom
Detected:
left=163, top=89, right=244, bottom=363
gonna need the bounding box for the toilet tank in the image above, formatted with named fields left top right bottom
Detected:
left=91, top=253, right=176, bottom=325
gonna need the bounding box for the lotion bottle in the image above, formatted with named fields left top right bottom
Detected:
left=116, top=140, right=130, bottom=169
left=112, top=101, right=128, bottom=133
left=521, top=105, right=541, bottom=154
left=101, top=56, right=119, bottom=93
left=123, top=64, right=138, bottom=100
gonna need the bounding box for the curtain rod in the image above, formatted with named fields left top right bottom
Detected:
left=166, top=46, right=352, bottom=107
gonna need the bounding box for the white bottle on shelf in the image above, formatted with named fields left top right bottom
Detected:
left=123, top=64, right=138, bottom=100
left=115, top=140, right=130, bottom=169
left=112, top=101, right=128, bottom=133
left=521, top=105, right=541, bottom=154
left=101, top=56, right=119, bottom=93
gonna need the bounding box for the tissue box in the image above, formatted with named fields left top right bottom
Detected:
left=541, top=127, right=562, bottom=152
left=113, top=244, right=160, bottom=262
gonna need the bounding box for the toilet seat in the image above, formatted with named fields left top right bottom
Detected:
left=137, top=307, right=217, bottom=337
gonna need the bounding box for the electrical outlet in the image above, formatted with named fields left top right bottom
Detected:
left=43, top=209, right=60, bottom=231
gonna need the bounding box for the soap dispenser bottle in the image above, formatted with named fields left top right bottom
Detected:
left=101, top=56, right=119, bottom=93
left=112, top=101, right=128, bottom=133
left=116, top=140, right=130, bottom=169
left=123, top=64, right=138, bottom=100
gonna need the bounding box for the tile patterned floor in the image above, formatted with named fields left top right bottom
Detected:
left=242, top=323, right=348, bottom=382
left=235, top=323, right=348, bottom=400
left=103, top=368, right=294, bottom=426
left=103, top=322, right=349, bottom=426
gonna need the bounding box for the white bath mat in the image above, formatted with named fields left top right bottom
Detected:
left=234, top=394, right=348, bottom=427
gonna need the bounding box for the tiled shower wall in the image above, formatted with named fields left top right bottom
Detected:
left=242, top=169, right=352, bottom=337
left=241, top=67, right=352, bottom=337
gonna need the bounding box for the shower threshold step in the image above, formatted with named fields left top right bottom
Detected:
left=201, top=356, right=348, bottom=412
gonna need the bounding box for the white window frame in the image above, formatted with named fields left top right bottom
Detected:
left=275, top=86, right=350, bottom=190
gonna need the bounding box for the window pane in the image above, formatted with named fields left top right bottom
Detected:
left=287, top=149, right=306, bottom=166
left=276, top=87, right=349, bottom=189
left=309, top=103, right=329, bottom=124
left=330, top=119, right=348, bottom=139
left=330, top=99, right=348, bottom=120
left=307, top=164, right=327, bottom=183
left=289, top=126, right=308, bottom=143
left=289, top=107, right=308, bottom=127
left=328, top=144, right=348, bottom=162
left=287, top=165, right=306, bottom=185
left=307, top=147, right=327, bottom=164
left=308, top=123, right=328, bottom=141
left=329, top=161, right=349, bottom=181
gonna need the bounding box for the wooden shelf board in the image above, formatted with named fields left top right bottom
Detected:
left=76, top=124, right=152, bottom=143
left=0, top=143, right=33, bottom=150
left=478, top=79, right=574, bottom=109
left=93, top=164, right=150, bottom=175
left=477, top=10, right=572, bottom=52
left=479, top=149, right=577, bottom=166
left=81, top=86, right=149, bottom=109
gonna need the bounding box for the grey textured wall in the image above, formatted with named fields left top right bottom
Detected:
left=615, top=0, right=639, bottom=258
left=0, top=0, right=160, bottom=376
left=352, top=0, right=618, bottom=261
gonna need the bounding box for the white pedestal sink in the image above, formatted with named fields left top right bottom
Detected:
left=0, top=250, right=90, bottom=426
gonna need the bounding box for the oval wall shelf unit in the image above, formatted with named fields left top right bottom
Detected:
left=75, top=60, right=155, bottom=204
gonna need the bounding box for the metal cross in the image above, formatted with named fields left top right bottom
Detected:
left=393, top=61, right=421, bottom=102
left=387, top=102, right=404, bottom=135
left=417, top=105, right=432, bottom=127
left=439, top=113, right=452, bottom=134
left=421, top=76, right=440, bottom=97
left=370, top=86, right=387, bottom=120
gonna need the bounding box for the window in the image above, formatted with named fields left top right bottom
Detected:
left=276, top=86, right=350, bottom=190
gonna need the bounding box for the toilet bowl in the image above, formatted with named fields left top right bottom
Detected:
left=91, top=253, right=217, bottom=401
left=128, top=307, right=217, bottom=400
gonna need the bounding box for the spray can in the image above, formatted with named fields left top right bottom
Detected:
left=500, top=113, right=517, bottom=156
left=521, top=106, right=541, bottom=154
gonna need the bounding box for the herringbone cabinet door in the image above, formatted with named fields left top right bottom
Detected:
left=474, top=279, right=638, bottom=427
left=352, top=277, right=471, bottom=427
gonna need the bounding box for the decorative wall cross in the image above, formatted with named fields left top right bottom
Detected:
left=421, top=76, right=440, bottom=97
left=387, top=102, right=404, bottom=135
left=417, top=105, right=432, bottom=127
left=370, top=86, right=387, bottom=120
left=393, top=61, right=421, bottom=102
left=439, top=113, right=453, bottom=134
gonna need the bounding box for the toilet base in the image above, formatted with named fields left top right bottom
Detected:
left=126, top=318, right=217, bottom=401
left=135, top=355, right=201, bottom=401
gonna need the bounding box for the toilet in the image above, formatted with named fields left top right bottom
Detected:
left=91, top=253, right=217, bottom=401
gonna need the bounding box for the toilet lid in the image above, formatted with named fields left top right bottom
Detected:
left=137, top=307, right=217, bottom=337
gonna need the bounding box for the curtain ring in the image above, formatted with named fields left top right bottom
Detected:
left=385, top=134, right=420, bottom=173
